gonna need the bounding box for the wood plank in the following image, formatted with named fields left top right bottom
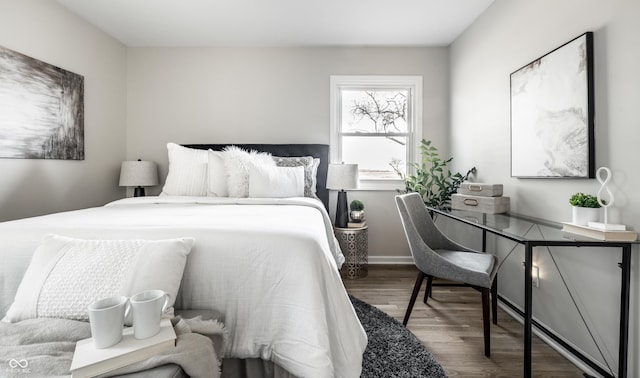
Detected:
left=343, top=265, right=585, bottom=377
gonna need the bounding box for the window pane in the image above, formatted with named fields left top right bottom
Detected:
left=342, top=136, right=406, bottom=180
left=341, top=90, right=408, bottom=133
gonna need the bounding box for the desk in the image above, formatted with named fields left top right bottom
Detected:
left=429, top=208, right=637, bottom=378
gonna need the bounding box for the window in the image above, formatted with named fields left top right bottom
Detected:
left=330, top=75, right=422, bottom=190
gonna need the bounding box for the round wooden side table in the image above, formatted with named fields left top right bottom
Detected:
left=334, top=225, right=368, bottom=279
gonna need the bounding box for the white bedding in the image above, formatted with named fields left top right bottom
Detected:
left=0, top=196, right=367, bottom=378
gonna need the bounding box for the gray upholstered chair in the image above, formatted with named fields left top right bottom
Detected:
left=395, top=193, right=499, bottom=357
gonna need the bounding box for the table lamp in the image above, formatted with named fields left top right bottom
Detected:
left=119, top=159, right=159, bottom=197
left=326, top=163, right=359, bottom=228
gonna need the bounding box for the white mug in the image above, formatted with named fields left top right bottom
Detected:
left=88, top=296, right=131, bottom=349
left=130, top=289, right=170, bottom=339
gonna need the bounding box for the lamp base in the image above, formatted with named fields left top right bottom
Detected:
left=133, top=187, right=146, bottom=197
left=335, top=190, right=348, bottom=228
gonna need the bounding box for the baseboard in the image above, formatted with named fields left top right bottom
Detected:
left=367, top=256, right=413, bottom=265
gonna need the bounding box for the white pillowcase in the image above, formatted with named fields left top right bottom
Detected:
left=207, top=149, right=228, bottom=197
left=222, top=146, right=276, bottom=197
left=249, top=165, right=305, bottom=198
left=273, top=156, right=320, bottom=199
left=161, top=143, right=208, bottom=196
left=2, top=234, right=194, bottom=323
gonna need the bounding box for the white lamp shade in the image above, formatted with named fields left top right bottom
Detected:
left=326, top=163, right=359, bottom=190
left=119, top=160, right=159, bottom=187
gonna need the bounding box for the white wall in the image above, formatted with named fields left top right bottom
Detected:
left=126, top=46, right=450, bottom=260
left=450, top=0, right=640, bottom=375
left=0, top=0, right=127, bottom=221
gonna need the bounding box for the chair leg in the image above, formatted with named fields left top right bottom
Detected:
left=482, top=287, right=491, bottom=357
left=403, top=271, right=425, bottom=326
left=423, top=275, right=434, bottom=304
left=491, top=275, right=498, bottom=325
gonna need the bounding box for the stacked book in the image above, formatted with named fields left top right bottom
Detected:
left=347, top=220, right=367, bottom=228
left=451, top=183, right=510, bottom=214
left=70, top=318, right=176, bottom=378
left=561, top=222, right=637, bottom=241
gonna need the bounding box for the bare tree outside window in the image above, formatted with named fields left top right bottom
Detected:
left=350, top=91, right=407, bottom=145
left=341, top=89, right=409, bottom=179
left=330, top=75, right=422, bottom=189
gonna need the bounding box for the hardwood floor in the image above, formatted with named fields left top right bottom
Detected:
left=343, top=265, right=584, bottom=377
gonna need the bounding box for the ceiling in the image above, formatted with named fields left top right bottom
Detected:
left=55, top=0, right=494, bottom=47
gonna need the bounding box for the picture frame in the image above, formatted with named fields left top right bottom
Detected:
left=510, top=32, right=594, bottom=178
left=0, top=45, right=84, bottom=160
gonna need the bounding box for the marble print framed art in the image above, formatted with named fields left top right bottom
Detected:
left=510, top=32, right=594, bottom=178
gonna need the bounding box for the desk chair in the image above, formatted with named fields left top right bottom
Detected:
left=395, top=193, right=499, bottom=357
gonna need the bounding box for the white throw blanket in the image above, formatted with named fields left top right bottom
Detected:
left=0, top=317, right=225, bottom=377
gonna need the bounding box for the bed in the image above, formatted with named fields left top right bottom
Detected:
left=0, top=143, right=367, bottom=378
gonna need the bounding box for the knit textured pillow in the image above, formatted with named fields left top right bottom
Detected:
left=2, top=234, right=194, bottom=323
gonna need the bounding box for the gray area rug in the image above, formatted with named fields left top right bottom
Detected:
left=350, top=295, right=448, bottom=378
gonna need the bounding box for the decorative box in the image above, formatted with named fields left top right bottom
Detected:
left=451, top=194, right=510, bottom=214
left=459, top=183, right=503, bottom=197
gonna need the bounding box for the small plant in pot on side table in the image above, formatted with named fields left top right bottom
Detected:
left=349, top=200, right=365, bottom=223
left=569, top=192, right=603, bottom=226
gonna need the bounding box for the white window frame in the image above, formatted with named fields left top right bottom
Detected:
left=330, top=75, right=422, bottom=191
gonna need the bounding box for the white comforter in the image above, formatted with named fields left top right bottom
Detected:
left=0, top=196, right=367, bottom=378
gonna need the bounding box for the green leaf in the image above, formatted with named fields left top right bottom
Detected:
left=399, top=139, right=475, bottom=210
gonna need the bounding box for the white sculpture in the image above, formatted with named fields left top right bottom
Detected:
left=588, top=167, right=626, bottom=230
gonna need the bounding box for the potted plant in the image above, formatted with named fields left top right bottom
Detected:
left=349, top=200, right=365, bottom=223
left=569, top=192, right=602, bottom=226
left=392, top=139, right=476, bottom=210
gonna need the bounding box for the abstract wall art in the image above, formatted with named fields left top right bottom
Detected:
left=0, top=46, right=84, bottom=160
left=510, top=32, right=594, bottom=178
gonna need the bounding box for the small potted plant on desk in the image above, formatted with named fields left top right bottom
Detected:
left=349, top=200, right=365, bottom=223
left=569, top=192, right=603, bottom=226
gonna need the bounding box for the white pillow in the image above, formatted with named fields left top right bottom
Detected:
left=2, top=234, right=194, bottom=323
left=207, top=149, right=228, bottom=197
left=222, top=146, right=276, bottom=197
left=249, top=165, right=305, bottom=198
left=273, top=156, right=320, bottom=199
left=161, top=143, right=208, bottom=196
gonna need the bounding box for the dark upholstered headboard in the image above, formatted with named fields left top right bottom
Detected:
left=183, top=144, right=330, bottom=211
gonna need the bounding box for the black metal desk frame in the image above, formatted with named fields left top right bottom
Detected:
left=429, top=208, right=636, bottom=378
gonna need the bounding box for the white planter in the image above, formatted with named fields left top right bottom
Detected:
left=571, top=206, right=600, bottom=226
